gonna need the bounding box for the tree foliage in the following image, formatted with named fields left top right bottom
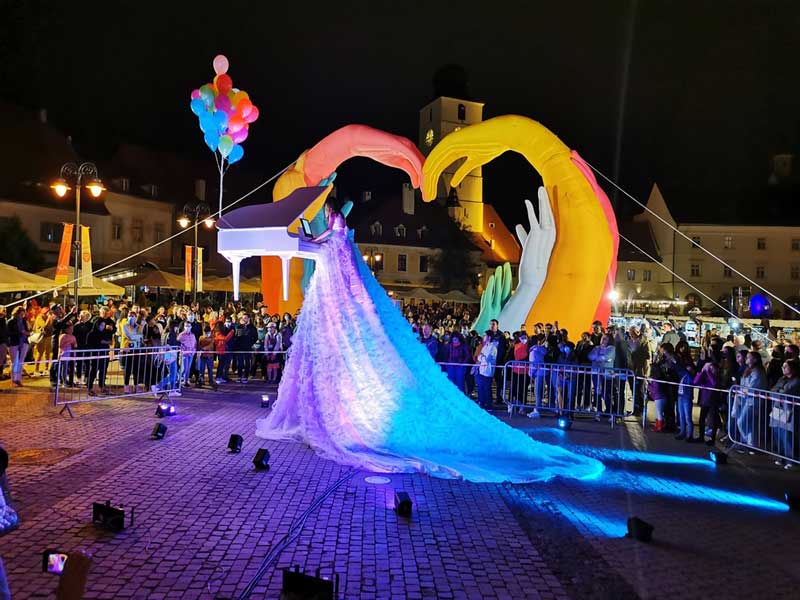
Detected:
left=0, top=216, right=44, bottom=273
left=426, top=219, right=479, bottom=292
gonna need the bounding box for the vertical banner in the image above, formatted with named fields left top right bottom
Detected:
left=196, top=247, right=204, bottom=292
left=80, top=225, right=93, bottom=288
left=184, top=245, right=192, bottom=292
left=55, top=223, right=74, bottom=286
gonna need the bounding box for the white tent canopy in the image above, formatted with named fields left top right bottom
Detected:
left=0, top=263, right=57, bottom=293
left=37, top=267, right=124, bottom=297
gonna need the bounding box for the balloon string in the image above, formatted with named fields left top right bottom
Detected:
left=2, top=160, right=294, bottom=310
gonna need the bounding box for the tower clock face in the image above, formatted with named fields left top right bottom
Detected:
left=425, top=128, right=434, bottom=147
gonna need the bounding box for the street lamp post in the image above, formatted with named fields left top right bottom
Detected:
left=361, top=248, right=383, bottom=277
left=51, top=162, right=104, bottom=304
left=178, top=202, right=214, bottom=303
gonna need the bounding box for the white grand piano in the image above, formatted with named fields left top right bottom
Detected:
left=217, top=186, right=328, bottom=300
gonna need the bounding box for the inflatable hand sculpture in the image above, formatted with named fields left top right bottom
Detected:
left=262, top=125, right=425, bottom=314
left=473, top=262, right=512, bottom=333
left=423, top=115, right=617, bottom=337
left=496, top=187, right=556, bottom=331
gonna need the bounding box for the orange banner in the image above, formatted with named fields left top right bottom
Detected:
left=196, top=247, right=204, bottom=292
left=184, top=245, right=192, bottom=292
left=55, top=223, right=74, bottom=286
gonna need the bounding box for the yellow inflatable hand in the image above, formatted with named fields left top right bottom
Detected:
left=422, top=115, right=614, bottom=337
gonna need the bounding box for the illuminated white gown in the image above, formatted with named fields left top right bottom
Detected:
left=256, top=214, right=603, bottom=483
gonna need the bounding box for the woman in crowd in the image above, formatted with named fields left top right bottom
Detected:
left=510, top=331, right=530, bottom=406
left=445, top=332, right=472, bottom=393
left=7, top=306, right=29, bottom=387
left=769, top=357, right=800, bottom=469
left=693, top=348, right=722, bottom=445
left=734, top=351, right=767, bottom=449
left=475, top=331, right=498, bottom=410
left=264, top=322, right=283, bottom=383
left=177, top=321, right=197, bottom=387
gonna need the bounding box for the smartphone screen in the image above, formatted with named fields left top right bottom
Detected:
left=42, top=550, right=68, bottom=574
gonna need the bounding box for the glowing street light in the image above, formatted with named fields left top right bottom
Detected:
left=179, top=201, right=212, bottom=303
left=608, top=290, right=621, bottom=301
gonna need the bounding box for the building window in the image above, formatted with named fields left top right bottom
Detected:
left=395, top=224, right=406, bottom=239
left=643, top=270, right=652, bottom=282
left=154, top=224, right=164, bottom=242
left=723, top=235, right=734, bottom=249
left=112, top=219, right=122, bottom=241
left=120, top=177, right=130, bottom=193
left=132, top=219, right=144, bottom=242
left=756, top=265, right=765, bottom=279
left=40, top=222, right=64, bottom=243
left=417, top=225, right=428, bottom=240
left=369, top=221, right=382, bottom=237
left=425, top=129, right=434, bottom=147
left=723, top=265, right=732, bottom=278
left=457, top=103, right=466, bottom=121
left=149, top=184, right=158, bottom=198
left=690, top=263, right=701, bottom=277
left=757, top=238, right=766, bottom=250
left=419, top=255, right=429, bottom=273
left=792, top=239, right=800, bottom=251
left=691, top=236, right=701, bottom=248
left=626, top=269, right=636, bottom=281
left=791, top=265, right=800, bottom=281
left=397, top=254, right=407, bottom=272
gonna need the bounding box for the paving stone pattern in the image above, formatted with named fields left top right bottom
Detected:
left=0, top=382, right=798, bottom=599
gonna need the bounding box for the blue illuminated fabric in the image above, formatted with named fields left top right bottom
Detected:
left=256, top=216, right=603, bottom=483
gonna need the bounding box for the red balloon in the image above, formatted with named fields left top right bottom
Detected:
left=244, top=105, right=259, bottom=123
left=228, top=114, right=246, bottom=133
left=215, top=73, right=233, bottom=95
left=237, top=98, right=253, bottom=117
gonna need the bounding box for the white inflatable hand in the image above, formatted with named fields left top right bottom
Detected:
left=497, top=187, right=556, bottom=331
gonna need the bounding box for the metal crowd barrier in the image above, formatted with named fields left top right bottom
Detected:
left=502, top=361, right=636, bottom=427
left=727, top=384, right=799, bottom=464
left=54, top=346, right=183, bottom=416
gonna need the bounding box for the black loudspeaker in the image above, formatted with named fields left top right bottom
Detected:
left=228, top=434, right=243, bottom=453
left=281, top=566, right=336, bottom=600
left=151, top=424, right=167, bottom=440
left=394, top=491, right=413, bottom=517
left=626, top=516, right=654, bottom=542
left=253, top=448, right=270, bottom=470
left=92, top=501, right=129, bottom=532
left=786, top=492, right=800, bottom=511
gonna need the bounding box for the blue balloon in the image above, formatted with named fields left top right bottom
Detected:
left=749, top=293, right=771, bottom=317
left=190, top=98, right=205, bottom=116
left=199, top=112, right=215, bottom=134
left=204, top=132, right=220, bottom=152
left=227, top=144, right=244, bottom=164
left=214, top=110, right=228, bottom=132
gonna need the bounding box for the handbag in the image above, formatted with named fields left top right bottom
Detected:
left=28, top=331, right=44, bottom=345
left=0, top=487, right=20, bottom=536
left=770, top=405, right=789, bottom=427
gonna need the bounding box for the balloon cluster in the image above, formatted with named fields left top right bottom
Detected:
left=189, top=54, right=259, bottom=165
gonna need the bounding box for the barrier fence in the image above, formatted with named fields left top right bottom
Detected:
left=501, top=361, right=637, bottom=427
left=727, top=385, right=799, bottom=465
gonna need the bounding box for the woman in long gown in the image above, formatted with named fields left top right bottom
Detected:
left=256, top=198, right=603, bottom=483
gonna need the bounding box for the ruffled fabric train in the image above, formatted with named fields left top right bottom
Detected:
left=255, top=230, right=603, bottom=483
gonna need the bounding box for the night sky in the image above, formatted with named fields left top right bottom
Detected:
left=2, top=0, right=798, bottom=228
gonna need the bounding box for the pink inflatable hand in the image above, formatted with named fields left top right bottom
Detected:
left=303, top=124, right=425, bottom=188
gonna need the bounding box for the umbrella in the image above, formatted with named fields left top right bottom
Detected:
left=37, top=267, right=124, bottom=297
left=439, top=290, right=479, bottom=304
left=404, top=287, right=442, bottom=302
left=203, top=276, right=261, bottom=293
left=0, top=263, right=58, bottom=293
left=114, top=269, right=185, bottom=289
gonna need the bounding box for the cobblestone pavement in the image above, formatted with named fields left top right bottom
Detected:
left=0, top=383, right=798, bottom=599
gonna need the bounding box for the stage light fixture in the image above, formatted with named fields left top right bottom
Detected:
left=228, top=434, right=243, bottom=453
left=151, top=423, right=167, bottom=440
left=557, top=417, right=572, bottom=430
left=626, top=516, right=654, bottom=542
left=253, top=448, right=270, bottom=470
left=786, top=492, right=800, bottom=512
left=394, top=491, right=413, bottom=517
left=155, top=403, right=176, bottom=418
left=92, top=501, right=134, bottom=532
left=281, top=566, right=338, bottom=599
left=261, top=394, right=273, bottom=408
left=709, top=450, right=727, bottom=465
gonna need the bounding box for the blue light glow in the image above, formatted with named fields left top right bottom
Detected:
left=587, top=448, right=715, bottom=467
left=558, top=505, right=628, bottom=538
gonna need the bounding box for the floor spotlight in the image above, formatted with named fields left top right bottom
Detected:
left=155, top=403, right=176, bottom=418
left=394, top=491, right=413, bottom=517
left=151, top=423, right=167, bottom=440
left=92, top=500, right=134, bottom=532
left=626, top=516, right=654, bottom=542
left=253, top=448, right=270, bottom=470
left=557, top=416, right=572, bottom=430
left=261, top=394, right=273, bottom=408
left=709, top=450, right=728, bottom=465
left=228, top=434, right=243, bottom=453
left=281, top=566, right=338, bottom=599
left=786, top=492, right=800, bottom=511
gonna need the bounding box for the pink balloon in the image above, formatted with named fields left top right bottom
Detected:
left=231, top=126, right=248, bottom=144
left=215, top=94, right=231, bottom=113
left=244, top=105, right=259, bottom=123
left=190, top=89, right=201, bottom=100
left=213, top=54, right=229, bottom=75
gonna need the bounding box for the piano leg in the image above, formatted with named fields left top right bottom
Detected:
left=281, top=257, right=291, bottom=302
left=230, top=257, right=242, bottom=301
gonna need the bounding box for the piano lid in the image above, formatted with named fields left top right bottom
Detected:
left=217, top=186, right=329, bottom=230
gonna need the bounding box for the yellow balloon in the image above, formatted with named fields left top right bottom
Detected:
left=422, top=115, right=613, bottom=337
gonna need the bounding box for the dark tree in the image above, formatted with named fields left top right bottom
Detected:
left=0, top=216, right=44, bottom=273
left=426, top=220, right=479, bottom=292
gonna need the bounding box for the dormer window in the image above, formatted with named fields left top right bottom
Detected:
left=369, top=221, right=382, bottom=237
left=417, top=225, right=428, bottom=240
left=395, top=224, right=407, bottom=239
left=120, top=177, right=130, bottom=193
